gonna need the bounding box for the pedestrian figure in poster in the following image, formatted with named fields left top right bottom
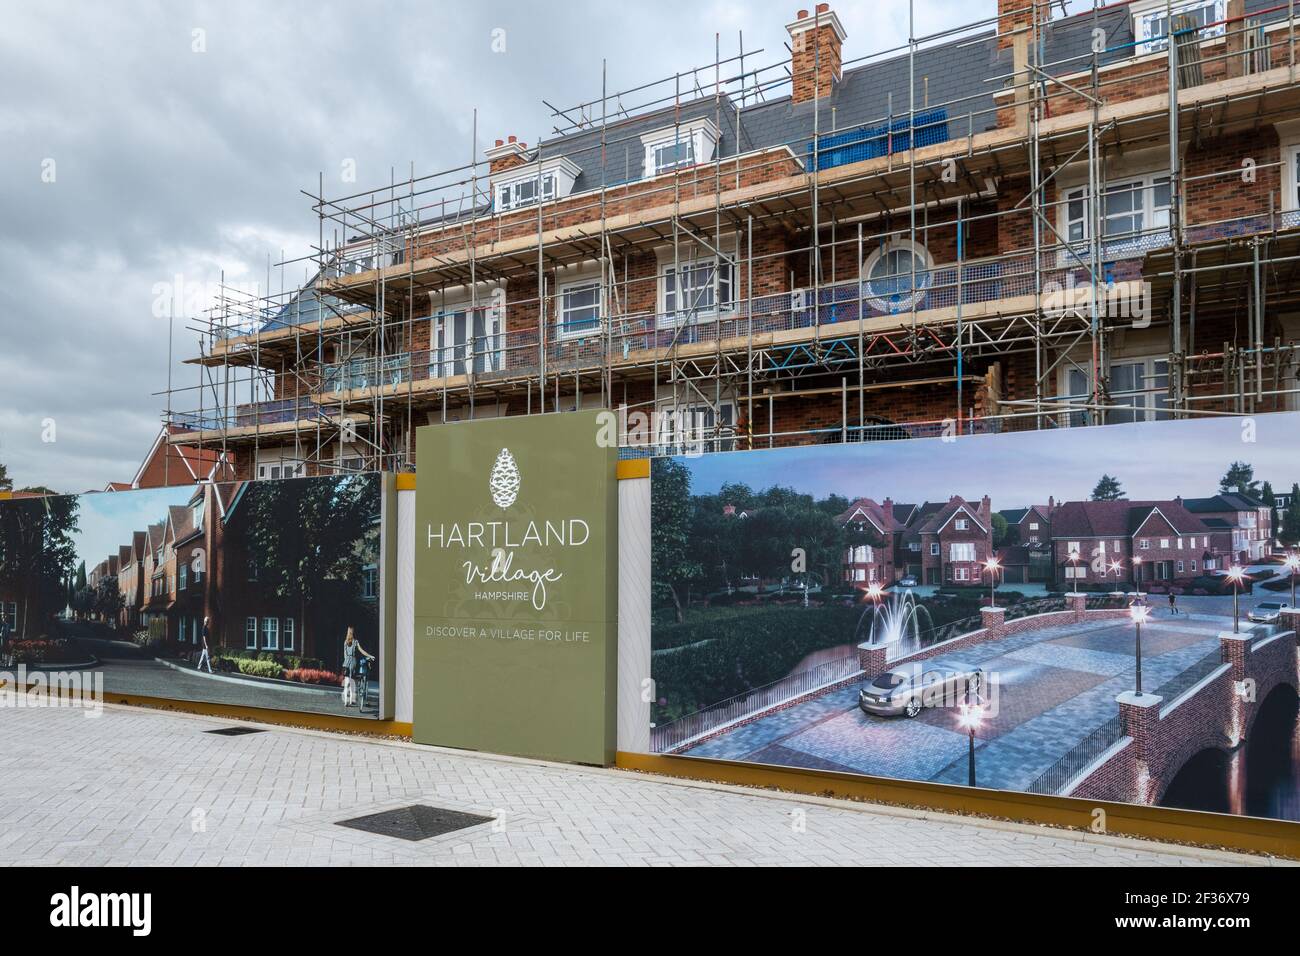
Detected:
left=357, top=651, right=372, bottom=711
left=196, top=616, right=213, bottom=674
left=1168, top=591, right=1178, bottom=616
left=341, top=627, right=374, bottom=709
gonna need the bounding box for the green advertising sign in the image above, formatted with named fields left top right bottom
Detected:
left=413, top=411, right=618, bottom=765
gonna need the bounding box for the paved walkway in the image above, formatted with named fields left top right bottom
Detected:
left=0, top=702, right=1286, bottom=866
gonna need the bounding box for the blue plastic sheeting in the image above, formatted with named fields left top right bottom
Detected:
left=807, top=108, right=950, bottom=171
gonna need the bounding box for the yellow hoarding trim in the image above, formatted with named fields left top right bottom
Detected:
left=395, top=473, right=417, bottom=491
left=617, top=459, right=650, bottom=480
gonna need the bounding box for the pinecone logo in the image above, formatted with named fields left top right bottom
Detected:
left=488, top=447, right=520, bottom=508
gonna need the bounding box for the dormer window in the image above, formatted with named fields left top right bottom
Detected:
left=497, top=173, right=555, bottom=211
left=652, top=138, right=695, bottom=173
left=1132, top=0, right=1224, bottom=54
left=640, top=118, right=719, bottom=179
left=489, top=155, right=580, bottom=213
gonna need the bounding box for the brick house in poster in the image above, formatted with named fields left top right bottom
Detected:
left=1048, top=499, right=1226, bottom=588
left=1179, top=492, right=1274, bottom=562
left=835, top=497, right=907, bottom=586
left=101, top=478, right=378, bottom=666
left=907, top=496, right=995, bottom=585
left=117, top=530, right=148, bottom=631
left=140, top=522, right=168, bottom=632
left=996, top=502, right=1055, bottom=583
left=166, top=498, right=207, bottom=646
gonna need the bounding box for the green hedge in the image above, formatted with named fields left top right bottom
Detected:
left=652, top=605, right=861, bottom=722
left=651, top=591, right=1031, bottom=722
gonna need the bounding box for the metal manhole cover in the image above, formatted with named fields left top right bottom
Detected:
left=204, top=726, right=266, bottom=736
left=336, top=805, right=494, bottom=841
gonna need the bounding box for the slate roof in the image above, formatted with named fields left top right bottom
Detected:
left=1048, top=499, right=1211, bottom=538
left=509, top=0, right=1289, bottom=199
left=1183, top=492, right=1267, bottom=513
left=145, top=522, right=166, bottom=555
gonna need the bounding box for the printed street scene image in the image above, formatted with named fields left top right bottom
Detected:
left=0, top=474, right=383, bottom=717
left=651, top=413, right=1300, bottom=821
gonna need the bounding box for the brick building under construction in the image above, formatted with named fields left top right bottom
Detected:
left=164, top=0, right=1300, bottom=477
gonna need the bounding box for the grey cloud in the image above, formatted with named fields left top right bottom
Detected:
left=0, top=0, right=982, bottom=492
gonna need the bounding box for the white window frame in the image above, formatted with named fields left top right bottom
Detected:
left=245, top=617, right=258, bottom=650
left=950, top=542, right=976, bottom=563
left=556, top=276, right=603, bottom=341
left=283, top=618, right=295, bottom=652
left=1059, top=175, right=1172, bottom=260
left=496, top=172, right=555, bottom=212
left=428, top=290, right=505, bottom=379
left=655, top=401, right=736, bottom=455
left=1284, top=144, right=1300, bottom=214
left=657, top=252, right=736, bottom=327
left=256, top=448, right=307, bottom=482
left=1061, top=354, right=1171, bottom=426
left=861, top=239, right=933, bottom=313
left=261, top=617, right=279, bottom=651
left=930, top=543, right=940, bottom=556
left=1132, top=0, right=1225, bottom=55
left=640, top=119, right=719, bottom=179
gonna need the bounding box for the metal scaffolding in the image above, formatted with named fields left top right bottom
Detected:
left=161, top=0, right=1300, bottom=475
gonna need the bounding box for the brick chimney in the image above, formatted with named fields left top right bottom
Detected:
left=997, top=0, right=1035, bottom=50
left=787, top=4, right=846, bottom=104
left=485, top=135, right=529, bottom=176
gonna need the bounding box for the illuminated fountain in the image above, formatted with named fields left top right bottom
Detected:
left=854, top=588, right=934, bottom=656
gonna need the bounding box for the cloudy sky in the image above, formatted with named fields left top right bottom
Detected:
left=680, top=413, right=1300, bottom=509
left=0, top=0, right=993, bottom=494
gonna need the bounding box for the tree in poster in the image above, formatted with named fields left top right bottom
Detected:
left=0, top=459, right=10, bottom=492
left=1090, top=474, right=1124, bottom=501
left=0, top=495, right=79, bottom=637
left=1281, top=483, right=1300, bottom=547
left=93, top=576, right=124, bottom=627
left=240, top=475, right=377, bottom=662
left=686, top=498, right=738, bottom=595
left=1220, top=461, right=1260, bottom=495
left=651, top=459, right=701, bottom=623
left=991, top=512, right=1010, bottom=548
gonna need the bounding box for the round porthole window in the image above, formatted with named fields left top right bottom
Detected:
left=862, top=241, right=933, bottom=313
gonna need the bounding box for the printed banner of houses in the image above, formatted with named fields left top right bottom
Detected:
left=833, top=491, right=1274, bottom=590
left=2, top=475, right=380, bottom=671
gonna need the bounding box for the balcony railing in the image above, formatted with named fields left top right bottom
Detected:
left=168, top=398, right=328, bottom=434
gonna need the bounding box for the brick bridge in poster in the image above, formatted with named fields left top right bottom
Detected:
left=850, top=597, right=1300, bottom=807
left=1064, top=611, right=1300, bottom=807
